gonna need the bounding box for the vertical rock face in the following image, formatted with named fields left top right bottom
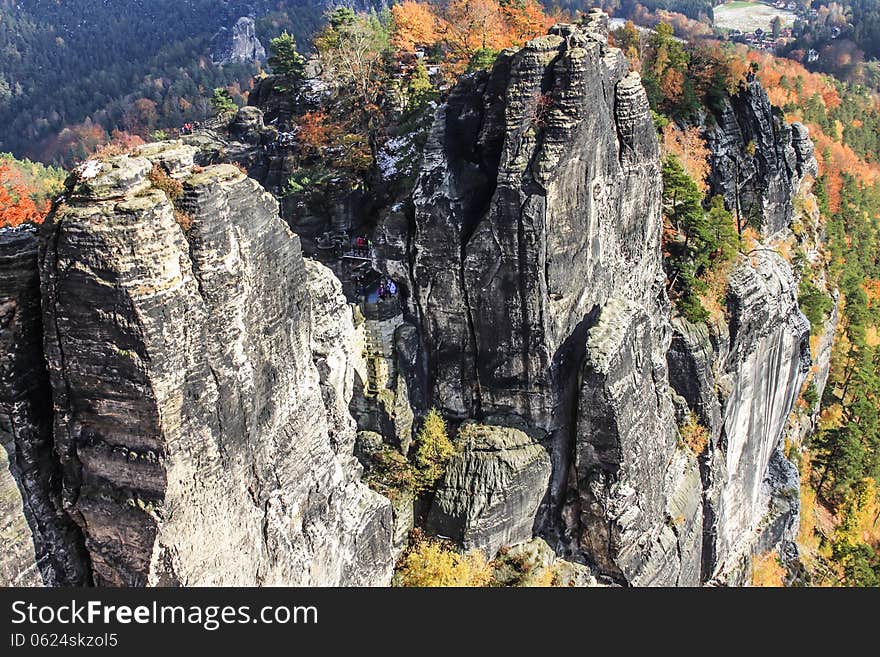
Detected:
left=707, top=79, right=818, bottom=236
left=39, top=144, right=393, bottom=586
left=409, top=16, right=703, bottom=584
left=668, top=252, right=811, bottom=581
left=0, top=228, right=88, bottom=586
left=210, top=16, right=266, bottom=65
left=577, top=300, right=703, bottom=586
left=412, top=23, right=662, bottom=430
left=709, top=253, right=810, bottom=580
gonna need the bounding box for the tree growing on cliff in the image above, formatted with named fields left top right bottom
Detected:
left=662, top=156, right=739, bottom=323
left=413, top=408, right=456, bottom=491
left=268, top=31, right=306, bottom=80
left=210, top=88, right=237, bottom=117
left=799, top=276, right=833, bottom=333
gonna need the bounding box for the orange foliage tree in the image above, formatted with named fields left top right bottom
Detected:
left=390, top=0, right=553, bottom=71
left=662, top=124, right=711, bottom=194
left=297, top=111, right=333, bottom=156
left=391, top=0, right=441, bottom=51
left=0, top=164, right=50, bottom=228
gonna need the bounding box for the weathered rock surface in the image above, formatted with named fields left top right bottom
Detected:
left=210, top=16, right=266, bottom=65
left=710, top=253, right=810, bottom=581
left=707, top=79, right=818, bottom=236
left=668, top=252, right=810, bottom=582
left=2, top=10, right=827, bottom=588
left=1, top=227, right=89, bottom=586
left=577, top=299, right=703, bottom=586
left=427, top=422, right=551, bottom=555
left=38, top=144, right=393, bottom=585
left=409, top=15, right=703, bottom=584
left=491, top=536, right=599, bottom=587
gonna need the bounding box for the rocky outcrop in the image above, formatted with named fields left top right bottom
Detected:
left=668, top=252, right=810, bottom=582
left=427, top=422, right=551, bottom=556
left=37, top=143, right=393, bottom=586
left=707, top=79, right=818, bottom=236
left=577, top=300, right=703, bottom=586
left=1, top=227, right=89, bottom=586
left=409, top=15, right=703, bottom=584
left=2, top=10, right=827, bottom=588
left=210, top=17, right=266, bottom=65
left=710, top=253, right=810, bottom=581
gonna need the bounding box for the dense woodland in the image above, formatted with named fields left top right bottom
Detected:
left=0, top=0, right=353, bottom=165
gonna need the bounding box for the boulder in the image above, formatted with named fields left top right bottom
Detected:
left=427, top=422, right=551, bottom=556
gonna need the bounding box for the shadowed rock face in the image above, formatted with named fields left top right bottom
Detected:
left=37, top=143, right=393, bottom=586
left=707, top=80, right=818, bottom=237
left=0, top=227, right=89, bottom=586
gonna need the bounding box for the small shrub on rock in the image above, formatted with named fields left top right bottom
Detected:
left=394, top=530, right=491, bottom=587
left=149, top=164, right=183, bottom=203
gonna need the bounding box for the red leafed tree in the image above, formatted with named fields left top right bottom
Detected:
left=297, top=111, right=333, bottom=155
left=0, top=164, right=50, bottom=228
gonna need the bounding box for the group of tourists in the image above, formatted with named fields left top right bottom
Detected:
left=377, top=277, right=398, bottom=300
left=179, top=122, right=202, bottom=135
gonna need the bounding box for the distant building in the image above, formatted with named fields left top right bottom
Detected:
left=807, top=48, right=819, bottom=62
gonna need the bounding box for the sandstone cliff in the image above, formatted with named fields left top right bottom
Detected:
left=407, top=14, right=703, bottom=584
left=1, top=11, right=826, bottom=588
left=1, top=227, right=89, bottom=586
left=1, top=142, right=393, bottom=586
left=668, top=252, right=811, bottom=582
left=404, top=13, right=817, bottom=584
left=707, top=79, right=817, bottom=236
left=210, top=16, right=266, bottom=65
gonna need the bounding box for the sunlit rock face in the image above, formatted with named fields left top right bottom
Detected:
left=38, top=143, right=393, bottom=586
left=408, top=13, right=703, bottom=584
left=210, top=16, right=266, bottom=65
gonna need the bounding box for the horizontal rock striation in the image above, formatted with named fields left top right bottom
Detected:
left=409, top=14, right=703, bottom=584
left=38, top=143, right=393, bottom=586
left=427, top=422, right=551, bottom=556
